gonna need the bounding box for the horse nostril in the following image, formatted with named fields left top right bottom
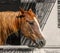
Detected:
left=39, top=39, right=46, bottom=47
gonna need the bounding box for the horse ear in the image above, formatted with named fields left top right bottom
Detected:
left=29, top=9, right=32, bottom=12
left=28, top=9, right=36, bottom=17
left=19, top=7, right=25, bottom=13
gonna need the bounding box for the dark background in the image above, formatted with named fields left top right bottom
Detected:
left=0, top=0, right=45, bottom=12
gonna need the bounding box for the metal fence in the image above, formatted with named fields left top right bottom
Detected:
left=36, top=0, right=56, bottom=30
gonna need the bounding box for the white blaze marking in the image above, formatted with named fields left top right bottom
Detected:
left=34, top=17, right=44, bottom=36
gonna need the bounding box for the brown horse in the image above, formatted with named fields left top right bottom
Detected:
left=0, top=8, right=46, bottom=48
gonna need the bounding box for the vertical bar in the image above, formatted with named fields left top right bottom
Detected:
left=58, top=0, right=60, bottom=27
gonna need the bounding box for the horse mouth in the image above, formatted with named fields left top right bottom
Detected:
left=31, top=34, right=46, bottom=48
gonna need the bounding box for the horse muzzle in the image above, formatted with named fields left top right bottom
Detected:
left=35, top=39, right=46, bottom=48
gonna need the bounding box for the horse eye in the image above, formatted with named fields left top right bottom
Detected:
left=26, top=20, right=34, bottom=25
left=29, top=22, right=34, bottom=25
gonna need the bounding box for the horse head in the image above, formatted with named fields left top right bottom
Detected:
left=17, top=8, right=46, bottom=48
